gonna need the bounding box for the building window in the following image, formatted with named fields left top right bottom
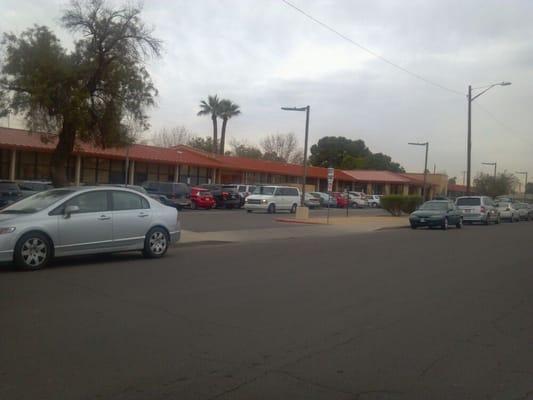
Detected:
left=0, top=149, right=10, bottom=179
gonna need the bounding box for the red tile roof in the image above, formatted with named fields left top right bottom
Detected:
left=0, top=127, right=222, bottom=167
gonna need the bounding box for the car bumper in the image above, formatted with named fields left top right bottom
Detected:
left=244, top=203, right=268, bottom=211
left=410, top=218, right=445, bottom=227
left=169, top=230, right=180, bottom=244
left=499, top=211, right=513, bottom=219
left=462, top=213, right=488, bottom=222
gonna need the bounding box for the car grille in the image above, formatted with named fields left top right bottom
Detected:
left=247, top=199, right=262, bottom=204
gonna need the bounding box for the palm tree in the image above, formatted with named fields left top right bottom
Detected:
left=218, top=99, right=241, bottom=155
left=197, top=95, right=221, bottom=153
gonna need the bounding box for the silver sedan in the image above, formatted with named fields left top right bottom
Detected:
left=0, top=186, right=180, bottom=270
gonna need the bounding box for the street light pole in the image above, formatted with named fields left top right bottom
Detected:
left=281, top=105, right=310, bottom=207
left=408, top=142, right=429, bottom=201
left=516, top=171, right=528, bottom=201
left=466, top=81, right=511, bottom=195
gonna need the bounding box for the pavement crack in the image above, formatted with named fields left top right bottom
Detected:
left=271, top=369, right=357, bottom=396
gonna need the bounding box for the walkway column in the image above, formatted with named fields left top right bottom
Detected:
left=366, top=183, right=372, bottom=195
left=403, top=184, right=409, bottom=196
left=128, top=160, right=135, bottom=185
left=384, top=184, right=391, bottom=195
left=316, top=177, right=320, bottom=191
left=174, top=165, right=179, bottom=182
left=9, top=149, right=16, bottom=181
left=75, top=155, right=81, bottom=186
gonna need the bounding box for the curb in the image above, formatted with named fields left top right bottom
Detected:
left=375, top=225, right=410, bottom=231
left=274, top=218, right=327, bottom=225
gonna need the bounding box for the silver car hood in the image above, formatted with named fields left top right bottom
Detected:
left=0, top=213, right=33, bottom=224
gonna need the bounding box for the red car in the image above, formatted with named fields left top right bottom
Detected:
left=331, top=192, right=349, bottom=208
left=190, top=187, right=216, bottom=210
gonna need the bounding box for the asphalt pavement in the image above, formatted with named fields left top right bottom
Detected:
left=1, top=222, right=532, bottom=399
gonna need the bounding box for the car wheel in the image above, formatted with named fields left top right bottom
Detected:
left=456, top=218, right=463, bottom=229
left=267, top=204, right=276, bottom=214
left=495, top=215, right=501, bottom=224
left=441, top=217, right=449, bottom=230
left=410, top=223, right=417, bottom=229
left=290, top=204, right=297, bottom=214
left=247, top=209, right=253, bottom=213
left=143, top=227, right=169, bottom=258
left=14, top=232, right=52, bottom=270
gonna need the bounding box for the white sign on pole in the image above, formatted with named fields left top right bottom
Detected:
left=327, top=167, right=334, bottom=192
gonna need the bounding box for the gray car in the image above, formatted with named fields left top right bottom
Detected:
left=0, top=187, right=180, bottom=270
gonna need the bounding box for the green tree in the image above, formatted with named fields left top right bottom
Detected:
left=364, top=153, right=405, bottom=172
left=448, top=177, right=457, bottom=185
left=187, top=136, right=216, bottom=153
left=0, top=0, right=161, bottom=186
left=526, top=182, right=533, bottom=194
left=474, top=172, right=518, bottom=197
left=309, top=136, right=370, bottom=168
left=197, top=95, right=221, bottom=153
left=228, top=139, right=262, bottom=159
left=218, top=99, right=241, bottom=155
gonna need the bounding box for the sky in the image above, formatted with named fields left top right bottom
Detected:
left=1, top=0, right=532, bottom=182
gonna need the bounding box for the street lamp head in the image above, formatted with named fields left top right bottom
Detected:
left=500, top=81, right=512, bottom=86
left=408, top=142, right=428, bottom=146
left=482, top=162, right=496, bottom=166
left=281, top=106, right=308, bottom=112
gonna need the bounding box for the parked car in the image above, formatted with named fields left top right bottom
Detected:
left=310, top=192, right=337, bottom=208
left=149, top=194, right=176, bottom=208
left=515, top=203, right=533, bottom=221
left=199, top=184, right=241, bottom=209
left=190, top=187, right=216, bottom=210
left=17, top=181, right=53, bottom=198
left=0, top=180, right=23, bottom=208
left=366, top=194, right=382, bottom=208
left=455, top=196, right=499, bottom=225
left=496, top=201, right=520, bottom=222
left=244, top=185, right=300, bottom=214
left=331, top=192, right=349, bottom=208
left=0, top=187, right=180, bottom=270
left=409, top=200, right=463, bottom=230
left=303, top=192, right=321, bottom=209
left=104, top=184, right=148, bottom=194
left=348, top=192, right=368, bottom=208
left=236, top=184, right=257, bottom=199
left=142, top=181, right=191, bottom=209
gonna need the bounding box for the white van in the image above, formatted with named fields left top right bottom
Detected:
left=244, top=186, right=300, bottom=214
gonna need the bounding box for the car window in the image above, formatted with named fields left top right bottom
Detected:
left=253, top=186, right=275, bottom=195
left=0, top=182, right=20, bottom=192
left=419, top=202, right=448, bottom=210
left=238, top=186, right=246, bottom=192
left=2, top=189, right=74, bottom=214
left=65, top=191, right=109, bottom=213
left=456, top=198, right=481, bottom=206
left=112, top=191, right=149, bottom=210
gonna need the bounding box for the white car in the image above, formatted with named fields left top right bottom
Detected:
left=244, top=186, right=300, bottom=214
left=496, top=201, right=520, bottom=222
left=366, top=195, right=382, bottom=208
left=348, top=192, right=368, bottom=208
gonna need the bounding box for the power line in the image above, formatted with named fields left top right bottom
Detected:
left=280, top=0, right=464, bottom=96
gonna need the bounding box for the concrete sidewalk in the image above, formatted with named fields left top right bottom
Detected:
left=180, top=214, right=409, bottom=244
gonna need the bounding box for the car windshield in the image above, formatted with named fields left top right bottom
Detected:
left=457, top=198, right=481, bottom=206
left=0, top=189, right=74, bottom=214
left=419, top=202, right=448, bottom=211
left=253, top=186, right=275, bottom=195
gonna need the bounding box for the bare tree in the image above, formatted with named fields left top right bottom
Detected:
left=260, top=132, right=300, bottom=163
left=151, top=126, right=194, bottom=147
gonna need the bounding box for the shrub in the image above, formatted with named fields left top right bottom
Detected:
left=380, top=195, right=423, bottom=216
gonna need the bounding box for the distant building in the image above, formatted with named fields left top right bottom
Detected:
left=0, top=127, right=445, bottom=197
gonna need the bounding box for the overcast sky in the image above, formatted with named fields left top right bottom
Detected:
left=1, top=0, right=532, bottom=181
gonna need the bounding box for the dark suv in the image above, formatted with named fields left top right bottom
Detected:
left=141, top=181, right=191, bottom=209
left=0, top=181, right=23, bottom=208
left=199, top=184, right=241, bottom=209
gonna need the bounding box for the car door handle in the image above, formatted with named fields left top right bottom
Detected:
left=138, top=212, right=149, bottom=217
left=97, top=215, right=111, bottom=220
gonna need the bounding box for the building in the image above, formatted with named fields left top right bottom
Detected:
left=0, top=127, right=446, bottom=196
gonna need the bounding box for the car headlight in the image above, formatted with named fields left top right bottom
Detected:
left=261, top=199, right=267, bottom=204
left=0, top=227, right=16, bottom=234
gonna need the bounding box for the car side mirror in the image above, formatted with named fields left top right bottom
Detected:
left=64, top=205, right=80, bottom=218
